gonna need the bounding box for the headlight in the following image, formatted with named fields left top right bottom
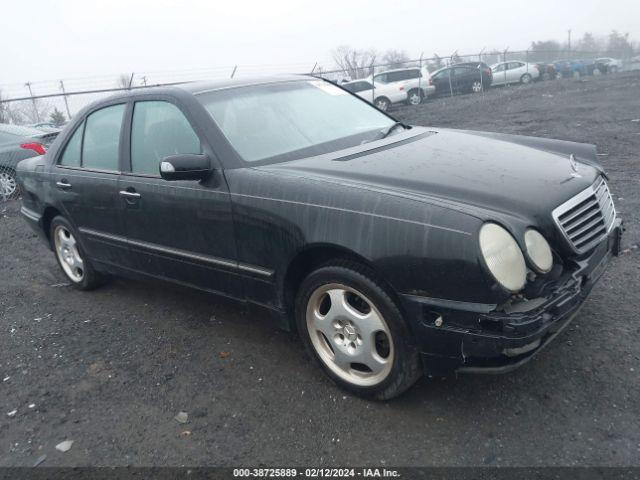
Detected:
left=525, top=229, right=553, bottom=273
left=479, top=223, right=526, bottom=292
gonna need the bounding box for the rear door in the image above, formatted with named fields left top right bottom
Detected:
left=507, top=62, right=525, bottom=82
left=52, top=103, right=127, bottom=266
left=118, top=98, right=241, bottom=298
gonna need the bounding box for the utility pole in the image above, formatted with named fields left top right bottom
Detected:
left=59, top=80, right=72, bottom=120
left=24, top=82, right=41, bottom=123
left=567, top=29, right=572, bottom=56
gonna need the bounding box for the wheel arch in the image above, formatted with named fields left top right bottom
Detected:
left=280, top=243, right=404, bottom=330
left=42, top=205, right=63, bottom=246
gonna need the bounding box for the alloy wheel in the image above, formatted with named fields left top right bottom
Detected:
left=0, top=172, right=17, bottom=198
left=471, top=81, right=483, bottom=93
left=375, top=99, right=389, bottom=111
left=54, top=226, right=84, bottom=282
left=408, top=92, right=422, bottom=105
left=306, top=283, right=394, bottom=387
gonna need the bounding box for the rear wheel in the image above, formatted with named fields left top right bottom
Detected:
left=0, top=169, right=18, bottom=199
left=295, top=263, right=422, bottom=400
left=471, top=80, right=483, bottom=93
left=520, top=73, right=532, bottom=84
left=50, top=216, right=106, bottom=290
left=374, top=97, right=390, bottom=111
left=406, top=89, right=423, bottom=106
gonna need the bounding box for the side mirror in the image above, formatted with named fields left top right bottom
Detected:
left=159, top=154, right=211, bottom=181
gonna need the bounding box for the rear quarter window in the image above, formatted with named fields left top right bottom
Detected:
left=59, top=122, right=84, bottom=167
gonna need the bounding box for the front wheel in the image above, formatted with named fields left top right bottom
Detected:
left=50, top=216, right=106, bottom=290
left=295, top=263, right=422, bottom=400
left=520, top=73, right=532, bottom=84
left=374, top=97, right=390, bottom=111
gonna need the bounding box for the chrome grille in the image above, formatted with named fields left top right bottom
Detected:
left=552, top=177, right=616, bottom=255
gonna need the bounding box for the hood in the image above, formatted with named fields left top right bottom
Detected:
left=261, top=128, right=600, bottom=223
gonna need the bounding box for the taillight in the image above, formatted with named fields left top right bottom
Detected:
left=399, top=86, right=405, bottom=91
left=20, top=142, right=47, bottom=155
left=429, top=78, right=434, bottom=85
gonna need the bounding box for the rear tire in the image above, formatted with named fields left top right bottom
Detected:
left=374, top=97, right=390, bottom=111
left=295, top=262, right=422, bottom=400
left=520, top=73, right=532, bottom=84
left=0, top=169, right=19, bottom=200
left=49, top=216, right=106, bottom=290
left=406, top=89, right=423, bottom=106
left=471, top=80, right=483, bottom=93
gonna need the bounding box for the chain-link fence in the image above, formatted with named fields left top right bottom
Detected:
left=1, top=48, right=638, bottom=202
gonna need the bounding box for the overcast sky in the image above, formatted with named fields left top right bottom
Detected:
left=1, top=0, right=639, bottom=89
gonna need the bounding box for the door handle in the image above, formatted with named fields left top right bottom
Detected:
left=56, top=180, right=72, bottom=190
left=119, top=190, right=141, bottom=199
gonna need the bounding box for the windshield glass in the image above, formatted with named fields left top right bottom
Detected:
left=197, top=80, right=395, bottom=164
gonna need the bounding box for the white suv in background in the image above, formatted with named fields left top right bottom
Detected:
left=490, top=61, right=540, bottom=86
left=372, top=67, right=435, bottom=105
left=341, top=79, right=408, bottom=111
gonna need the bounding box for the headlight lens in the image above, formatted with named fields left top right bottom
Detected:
left=479, top=223, right=527, bottom=292
left=525, top=229, right=553, bottom=273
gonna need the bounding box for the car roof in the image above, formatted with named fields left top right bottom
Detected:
left=94, top=74, right=316, bottom=104
left=0, top=123, right=45, bottom=137
left=374, top=67, right=421, bottom=74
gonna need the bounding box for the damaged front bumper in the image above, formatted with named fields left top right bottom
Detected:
left=401, top=220, right=623, bottom=377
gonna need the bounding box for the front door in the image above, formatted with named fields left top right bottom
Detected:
left=52, top=103, right=127, bottom=266
left=118, top=99, right=241, bottom=299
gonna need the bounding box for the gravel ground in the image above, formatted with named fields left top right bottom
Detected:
left=1, top=72, right=639, bottom=467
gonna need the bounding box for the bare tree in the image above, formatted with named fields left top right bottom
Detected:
left=577, top=32, right=603, bottom=54
left=118, top=74, right=133, bottom=89
left=529, top=40, right=563, bottom=62
left=332, top=46, right=377, bottom=80
left=607, top=30, right=635, bottom=58
left=381, top=49, right=410, bottom=69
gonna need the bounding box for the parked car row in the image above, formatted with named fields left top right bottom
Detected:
left=337, top=54, right=626, bottom=110
left=341, top=67, right=435, bottom=110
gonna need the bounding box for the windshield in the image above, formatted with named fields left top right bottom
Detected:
left=197, top=80, right=395, bottom=164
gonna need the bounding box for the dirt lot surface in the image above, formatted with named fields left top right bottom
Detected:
left=1, top=72, right=639, bottom=467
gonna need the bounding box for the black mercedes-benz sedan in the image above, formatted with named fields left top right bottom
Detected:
left=16, top=75, right=622, bottom=399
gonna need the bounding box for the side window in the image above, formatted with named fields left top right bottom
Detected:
left=374, top=73, right=388, bottom=84
left=131, top=101, right=201, bottom=176
left=82, top=104, right=125, bottom=171
left=59, top=121, right=84, bottom=167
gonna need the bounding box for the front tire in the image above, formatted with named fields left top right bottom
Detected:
left=295, top=262, right=422, bottom=400
left=50, top=216, right=106, bottom=290
left=520, top=73, right=532, bottom=84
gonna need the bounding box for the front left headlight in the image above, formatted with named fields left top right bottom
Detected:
left=525, top=229, right=553, bottom=273
left=479, top=223, right=527, bottom=292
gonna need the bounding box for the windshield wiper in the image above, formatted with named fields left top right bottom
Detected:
left=380, top=121, right=406, bottom=139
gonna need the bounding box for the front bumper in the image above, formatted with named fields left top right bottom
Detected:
left=401, top=220, right=623, bottom=376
